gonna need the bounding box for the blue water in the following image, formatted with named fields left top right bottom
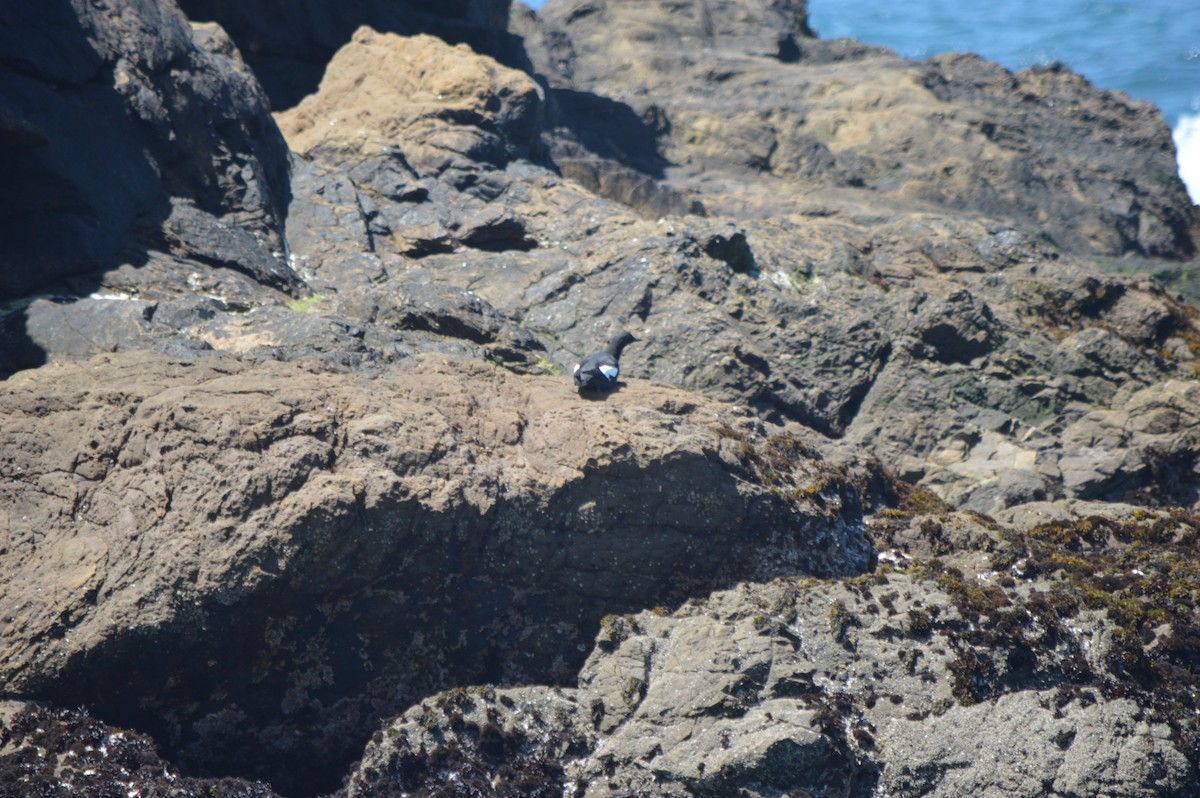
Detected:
left=523, top=0, right=1200, bottom=199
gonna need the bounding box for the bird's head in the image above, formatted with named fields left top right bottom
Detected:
left=607, top=330, right=640, bottom=356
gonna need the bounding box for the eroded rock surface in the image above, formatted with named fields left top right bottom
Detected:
left=241, top=23, right=1200, bottom=523
left=532, top=0, right=1194, bottom=260
left=5, top=1, right=1199, bottom=516
left=0, top=349, right=872, bottom=794
left=350, top=500, right=1200, bottom=797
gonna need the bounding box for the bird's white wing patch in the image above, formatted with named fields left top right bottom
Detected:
left=599, top=364, right=619, bottom=379
left=573, top=362, right=581, bottom=374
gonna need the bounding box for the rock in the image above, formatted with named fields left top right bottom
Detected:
left=18, top=296, right=211, bottom=360
left=176, top=0, right=514, bottom=110
left=0, top=0, right=292, bottom=300
left=341, top=278, right=548, bottom=368
left=1057, top=379, right=1200, bottom=505
left=5, top=0, right=1198, bottom=514
left=352, top=502, right=1200, bottom=797
left=881, top=692, right=1192, bottom=798
left=276, top=29, right=543, bottom=172
left=0, top=274, right=550, bottom=380
left=910, top=288, right=999, bottom=364
left=0, top=349, right=873, bottom=794
left=343, top=687, right=590, bottom=797
left=435, top=218, right=896, bottom=435
left=6, top=1, right=1200, bottom=795
left=277, top=29, right=554, bottom=276
left=162, top=202, right=302, bottom=295
left=532, top=0, right=1195, bottom=260
left=0, top=701, right=281, bottom=798
left=220, top=4, right=1200, bottom=514
left=989, top=497, right=1151, bottom=532
left=566, top=589, right=881, bottom=798
left=258, top=4, right=1200, bottom=512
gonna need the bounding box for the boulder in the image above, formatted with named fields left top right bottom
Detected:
left=0, top=349, right=873, bottom=793
left=276, top=28, right=543, bottom=171
left=531, top=0, right=1195, bottom=260
left=350, top=502, right=1200, bottom=796
left=277, top=29, right=551, bottom=283
left=0, top=0, right=294, bottom=300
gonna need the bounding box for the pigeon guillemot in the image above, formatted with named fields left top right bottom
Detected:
left=573, top=330, right=639, bottom=391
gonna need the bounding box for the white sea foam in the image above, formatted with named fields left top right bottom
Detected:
left=1174, top=113, right=1200, bottom=204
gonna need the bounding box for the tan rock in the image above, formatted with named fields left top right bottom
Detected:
left=276, top=27, right=542, bottom=171
left=0, top=348, right=872, bottom=792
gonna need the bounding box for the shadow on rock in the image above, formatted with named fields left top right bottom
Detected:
left=0, top=304, right=47, bottom=377
left=550, top=89, right=671, bottom=180
left=576, top=382, right=625, bottom=400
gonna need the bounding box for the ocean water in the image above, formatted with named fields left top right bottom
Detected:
left=523, top=0, right=1200, bottom=201
left=807, top=0, right=1200, bottom=201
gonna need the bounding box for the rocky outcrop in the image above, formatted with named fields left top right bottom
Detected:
left=0, top=349, right=872, bottom=794
left=277, top=26, right=547, bottom=266
left=347, top=500, right=1200, bottom=797
left=0, top=0, right=294, bottom=301
left=5, top=2, right=1198, bottom=515
left=4, top=0, right=1200, bottom=796
left=259, top=16, right=1200, bottom=516
left=531, top=0, right=1195, bottom=260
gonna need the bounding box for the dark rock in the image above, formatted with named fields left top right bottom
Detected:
left=545, top=135, right=707, bottom=218
left=0, top=701, right=282, bottom=798
left=20, top=296, right=205, bottom=359
left=163, top=202, right=303, bottom=295
left=911, top=289, right=999, bottom=364
left=457, top=208, right=538, bottom=251
left=919, top=54, right=1196, bottom=258
left=284, top=158, right=385, bottom=281
left=702, top=226, right=759, bottom=277
left=343, top=688, right=589, bottom=798
left=0, top=0, right=292, bottom=301
left=347, top=279, right=545, bottom=355
left=0, top=303, right=48, bottom=377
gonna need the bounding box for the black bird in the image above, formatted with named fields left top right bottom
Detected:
left=573, top=330, right=639, bottom=391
